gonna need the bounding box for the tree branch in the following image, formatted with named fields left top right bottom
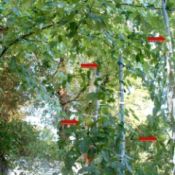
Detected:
left=118, top=2, right=175, bottom=11
left=62, top=86, right=87, bottom=105
left=52, top=58, right=64, bottom=77
left=0, top=19, right=67, bottom=58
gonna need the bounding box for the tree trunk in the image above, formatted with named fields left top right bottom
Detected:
left=94, top=70, right=100, bottom=125
left=0, top=154, right=8, bottom=175
left=118, top=55, right=126, bottom=175
left=161, top=0, right=175, bottom=174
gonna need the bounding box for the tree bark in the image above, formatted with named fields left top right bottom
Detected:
left=94, top=70, right=100, bottom=124
left=0, top=154, right=8, bottom=175
left=118, top=56, right=126, bottom=175
left=161, top=0, right=175, bottom=174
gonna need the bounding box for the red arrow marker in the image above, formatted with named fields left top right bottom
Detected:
left=60, top=119, right=79, bottom=126
left=147, top=36, right=165, bottom=42
left=138, top=136, right=157, bottom=142
left=81, top=63, right=98, bottom=69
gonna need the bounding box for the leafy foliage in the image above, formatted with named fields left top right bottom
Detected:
left=0, top=0, right=175, bottom=174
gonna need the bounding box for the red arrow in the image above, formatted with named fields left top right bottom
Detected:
left=60, top=119, right=79, bottom=126
left=138, top=136, right=157, bottom=142
left=81, top=63, right=98, bottom=69
left=147, top=36, right=165, bottom=42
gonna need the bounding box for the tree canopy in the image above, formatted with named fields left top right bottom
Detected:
left=0, top=0, right=175, bottom=175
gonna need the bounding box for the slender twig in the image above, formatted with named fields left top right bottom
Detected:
left=52, top=58, right=64, bottom=77
left=62, top=86, right=87, bottom=105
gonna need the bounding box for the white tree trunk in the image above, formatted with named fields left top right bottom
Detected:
left=118, top=56, right=125, bottom=175
left=161, top=0, right=175, bottom=174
